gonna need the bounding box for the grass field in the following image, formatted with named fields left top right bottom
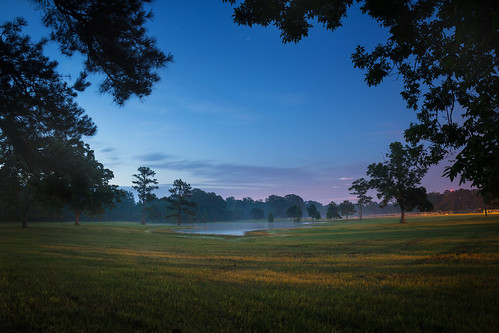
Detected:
left=1, top=215, right=498, bottom=332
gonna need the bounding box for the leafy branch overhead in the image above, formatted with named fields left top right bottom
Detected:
left=33, top=0, right=172, bottom=105
left=224, top=0, right=499, bottom=199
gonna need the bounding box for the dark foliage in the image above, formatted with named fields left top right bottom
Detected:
left=191, top=188, right=228, bottom=222
left=349, top=178, right=373, bottom=220
left=132, top=167, right=158, bottom=224
left=339, top=200, right=356, bottom=220
left=165, top=179, right=196, bottom=225
left=224, top=0, right=499, bottom=199
left=286, top=205, right=303, bottom=222
left=0, top=20, right=96, bottom=164
left=33, top=0, right=171, bottom=105
left=367, top=142, right=433, bottom=223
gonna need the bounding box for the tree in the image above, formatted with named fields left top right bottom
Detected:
left=166, top=179, right=196, bottom=225
left=224, top=0, right=499, bottom=200
left=284, top=194, right=305, bottom=213
left=307, top=204, right=319, bottom=220
left=105, top=190, right=140, bottom=221
left=265, top=195, right=288, bottom=217
left=2, top=0, right=170, bottom=226
left=286, top=205, right=303, bottom=222
left=339, top=200, right=356, bottom=220
left=267, top=212, right=274, bottom=222
left=132, top=167, right=158, bottom=224
left=0, top=21, right=99, bottom=227
left=367, top=142, right=433, bottom=223
left=349, top=178, right=373, bottom=220
left=56, top=142, right=122, bottom=225
left=191, top=189, right=228, bottom=222
left=314, top=211, right=321, bottom=220
left=326, top=201, right=341, bottom=220
left=250, top=207, right=265, bottom=220
left=32, top=0, right=171, bottom=105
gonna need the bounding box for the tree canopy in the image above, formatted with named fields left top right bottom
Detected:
left=287, top=205, right=303, bottom=222
left=339, top=200, right=356, bottom=220
left=166, top=179, right=196, bottom=225
left=349, top=178, right=373, bottom=220
left=32, top=0, right=171, bottom=105
left=1, top=1, right=170, bottom=227
left=0, top=19, right=96, bottom=164
left=326, top=201, right=341, bottom=220
left=51, top=142, right=122, bottom=225
left=367, top=142, right=433, bottom=223
left=132, top=167, right=159, bottom=224
left=224, top=0, right=499, bottom=199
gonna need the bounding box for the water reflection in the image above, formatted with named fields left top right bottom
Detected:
left=176, top=221, right=315, bottom=236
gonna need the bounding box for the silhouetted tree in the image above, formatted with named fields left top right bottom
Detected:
left=132, top=167, right=158, bottom=224
left=32, top=0, right=171, bottom=105
left=367, top=142, right=433, bottom=223
left=349, top=178, right=373, bottom=220
left=58, top=143, right=122, bottom=225
left=326, top=201, right=341, bottom=220
left=267, top=212, right=274, bottom=222
left=105, top=190, right=139, bottom=221
left=2, top=0, right=170, bottom=225
left=284, top=194, right=305, bottom=213
left=166, top=179, right=196, bottom=225
left=249, top=207, right=265, bottom=220
left=265, top=195, right=288, bottom=218
left=287, top=205, right=303, bottom=222
left=339, top=200, right=356, bottom=220
left=307, top=204, right=318, bottom=220
left=191, top=189, right=228, bottom=222
left=224, top=0, right=499, bottom=200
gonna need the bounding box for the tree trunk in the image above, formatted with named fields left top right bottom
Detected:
left=21, top=190, right=36, bottom=228
left=75, top=210, right=80, bottom=226
left=400, top=208, right=406, bottom=223
left=141, top=201, right=145, bottom=224
left=177, top=206, right=181, bottom=226
left=21, top=197, right=33, bottom=228
left=359, top=204, right=363, bottom=220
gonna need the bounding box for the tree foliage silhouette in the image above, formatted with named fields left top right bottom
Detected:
left=326, top=201, right=341, bottom=220
left=224, top=0, right=499, bottom=199
left=367, top=142, right=433, bottom=223
left=339, top=200, right=356, bottom=220
left=1, top=1, right=169, bottom=226
left=46, top=142, right=123, bottom=225
left=349, top=178, right=373, bottom=220
left=166, top=179, right=196, bottom=226
left=132, top=167, right=159, bottom=224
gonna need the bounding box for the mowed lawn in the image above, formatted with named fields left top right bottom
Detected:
left=1, top=215, right=498, bottom=332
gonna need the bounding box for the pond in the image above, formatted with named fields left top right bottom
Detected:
left=176, top=221, right=318, bottom=236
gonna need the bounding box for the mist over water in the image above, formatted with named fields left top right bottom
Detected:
left=175, top=221, right=317, bottom=236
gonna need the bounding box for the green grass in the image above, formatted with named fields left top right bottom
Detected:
left=1, top=215, right=498, bottom=332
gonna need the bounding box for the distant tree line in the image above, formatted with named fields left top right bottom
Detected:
left=2, top=185, right=494, bottom=224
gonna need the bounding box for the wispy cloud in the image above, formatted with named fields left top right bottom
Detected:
left=102, top=147, right=116, bottom=153
left=151, top=157, right=312, bottom=185
left=141, top=155, right=370, bottom=203
left=136, top=153, right=172, bottom=162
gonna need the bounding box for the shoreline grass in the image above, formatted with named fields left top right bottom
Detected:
left=1, top=215, right=498, bottom=332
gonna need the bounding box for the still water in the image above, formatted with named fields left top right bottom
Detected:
left=176, top=221, right=316, bottom=236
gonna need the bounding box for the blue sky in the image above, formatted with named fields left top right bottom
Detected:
left=1, top=1, right=468, bottom=203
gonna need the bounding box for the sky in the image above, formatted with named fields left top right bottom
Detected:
left=1, top=0, right=470, bottom=204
